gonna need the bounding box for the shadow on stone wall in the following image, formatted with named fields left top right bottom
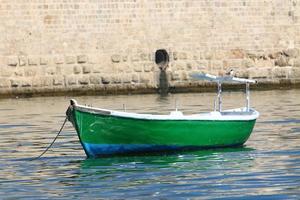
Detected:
left=155, top=49, right=170, bottom=96
left=158, top=70, right=169, bottom=96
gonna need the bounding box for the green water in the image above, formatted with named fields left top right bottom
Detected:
left=0, top=90, right=299, bottom=199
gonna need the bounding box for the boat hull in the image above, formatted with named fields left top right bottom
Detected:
left=68, top=106, right=257, bottom=157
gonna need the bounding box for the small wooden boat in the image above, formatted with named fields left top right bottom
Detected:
left=66, top=73, right=259, bottom=157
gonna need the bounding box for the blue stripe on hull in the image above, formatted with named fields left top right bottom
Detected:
left=82, top=143, right=193, bottom=157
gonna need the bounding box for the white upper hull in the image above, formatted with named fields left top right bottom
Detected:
left=73, top=100, right=259, bottom=121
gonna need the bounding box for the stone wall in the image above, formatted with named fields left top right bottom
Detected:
left=1, top=0, right=300, bottom=97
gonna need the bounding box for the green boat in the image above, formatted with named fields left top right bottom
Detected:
left=66, top=73, right=259, bottom=157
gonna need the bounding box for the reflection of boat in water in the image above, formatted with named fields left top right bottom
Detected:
left=66, top=73, right=259, bottom=158
left=79, top=147, right=255, bottom=166
left=79, top=147, right=255, bottom=170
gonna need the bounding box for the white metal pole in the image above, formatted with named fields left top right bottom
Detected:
left=246, top=83, right=250, bottom=112
left=217, top=81, right=222, bottom=112
left=175, top=99, right=178, bottom=111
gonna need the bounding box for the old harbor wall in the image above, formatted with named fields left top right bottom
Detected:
left=1, top=0, right=300, bottom=97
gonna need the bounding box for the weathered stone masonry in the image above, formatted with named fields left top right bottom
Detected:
left=0, top=0, right=300, bottom=97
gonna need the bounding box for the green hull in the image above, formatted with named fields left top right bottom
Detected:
left=69, top=107, right=256, bottom=157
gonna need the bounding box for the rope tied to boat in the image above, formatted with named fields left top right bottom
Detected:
left=31, top=116, right=68, bottom=160
left=31, top=103, right=75, bottom=160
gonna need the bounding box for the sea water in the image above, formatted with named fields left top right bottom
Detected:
left=0, top=89, right=299, bottom=199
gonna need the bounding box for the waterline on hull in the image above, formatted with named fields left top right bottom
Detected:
left=82, top=143, right=245, bottom=157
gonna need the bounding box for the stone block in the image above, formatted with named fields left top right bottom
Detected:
left=122, top=64, right=132, bottom=73
left=132, top=74, right=139, bottom=83
left=78, top=76, right=89, bottom=85
left=242, top=59, right=255, bottom=68
left=204, top=51, right=213, bottom=60
left=149, top=53, right=154, bottom=61
left=186, top=62, right=193, bottom=70
left=172, top=61, right=185, bottom=70
left=10, top=79, right=20, bottom=87
left=40, top=57, right=48, bottom=65
left=246, top=53, right=257, bottom=60
left=7, top=57, right=18, bottom=66
left=21, top=79, right=31, bottom=87
left=73, top=65, right=82, bottom=74
left=255, top=59, right=274, bottom=68
left=171, top=72, right=181, bottom=81
left=283, top=48, right=299, bottom=58
left=173, top=52, right=187, bottom=60
left=236, top=69, right=249, bottom=78
left=285, top=67, right=293, bottom=79
left=114, top=65, right=123, bottom=73
left=291, top=68, right=300, bottom=78
left=179, top=52, right=188, bottom=60
left=131, top=54, right=140, bottom=62
left=140, top=74, right=151, bottom=84
left=123, top=74, right=132, bottom=83
left=93, top=65, right=101, bottom=73
left=199, top=52, right=205, bottom=59
left=181, top=71, right=188, bottom=80
left=210, top=60, right=223, bottom=70
left=144, top=63, right=154, bottom=72
left=101, top=75, right=111, bottom=84
left=1, top=69, right=14, bottom=77
left=24, top=68, right=37, bottom=77
left=28, top=57, right=38, bottom=65
left=288, top=58, right=295, bottom=66
left=111, top=54, right=121, bottom=63
left=32, top=77, right=43, bottom=87
left=89, top=75, right=102, bottom=85
left=215, top=50, right=226, bottom=60
left=59, top=66, right=73, bottom=75
left=275, top=55, right=289, bottom=67
left=223, top=59, right=243, bottom=70
left=0, top=78, right=10, bottom=88
left=88, top=54, right=98, bottom=64
left=67, top=76, right=77, bottom=85
left=268, top=52, right=281, bottom=59
left=56, top=66, right=62, bottom=75
left=140, top=53, right=149, bottom=61
left=43, top=76, right=53, bottom=86
left=272, top=67, right=289, bottom=78
left=229, top=49, right=245, bottom=59
left=46, top=67, right=56, bottom=75
left=248, top=67, right=271, bottom=79
left=77, top=55, right=88, bottom=63
left=133, top=64, right=143, bottom=72
left=123, top=55, right=128, bottom=62
left=193, top=53, right=199, bottom=60
left=53, top=76, right=64, bottom=86
left=82, top=65, right=91, bottom=74
left=53, top=56, right=64, bottom=64
left=65, top=56, right=76, bottom=64
left=14, top=70, right=24, bottom=76
left=196, top=60, right=208, bottom=70
left=19, top=56, right=27, bottom=66
left=112, top=75, right=122, bottom=84
left=294, top=58, right=300, bottom=67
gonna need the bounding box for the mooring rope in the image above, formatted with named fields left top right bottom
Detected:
left=31, top=117, right=68, bottom=160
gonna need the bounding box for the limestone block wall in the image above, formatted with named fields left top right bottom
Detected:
left=0, top=0, right=300, bottom=97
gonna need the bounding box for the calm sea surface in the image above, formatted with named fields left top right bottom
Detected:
left=0, top=89, right=299, bottom=199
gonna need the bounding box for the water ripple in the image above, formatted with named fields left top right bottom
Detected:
left=0, top=90, right=300, bottom=199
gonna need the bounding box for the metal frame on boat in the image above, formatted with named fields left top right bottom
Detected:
left=67, top=73, right=259, bottom=157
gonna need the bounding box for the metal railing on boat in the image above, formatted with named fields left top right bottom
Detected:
left=190, top=73, right=257, bottom=112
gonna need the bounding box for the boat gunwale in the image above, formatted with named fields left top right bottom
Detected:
left=72, top=101, right=259, bottom=121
